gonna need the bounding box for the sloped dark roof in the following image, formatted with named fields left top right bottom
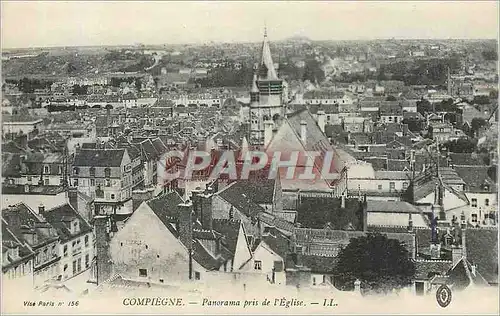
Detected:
left=366, top=200, right=421, bottom=214
left=448, top=153, right=488, bottom=166
left=465, top=228, right=498, bottom=284
left=217, top=184, right=265, bottom=218
left=73, top=149, right=126, bottom=167
left=414, top=260, right=451, bottom=280
left=1, top=219, right=35, bottom=272
left=2, top=203, right=59, bottom=248
left=297, top=197, right=364, bottom=230
left=454, top=166, right=496, bottom=193
left=259, top=227, right=291, bottom=259
left=212, top=219, right=240, bottom=255
left=222, top=177, right=276, bottom=205
left=42, top=204, right=93, bottom=242
left=2, top=153, right=21, bottom=177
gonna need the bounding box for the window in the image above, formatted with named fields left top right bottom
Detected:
left=77, top=258, right=82, bottom=273
left=84, top=235, right=89, bottom=247
left=472, top=214, right=478, bottom=223
left=44, top=165, right=50, bottom=173
left=63, top=245, right=68, bottom=257
left=378, top=184, right=382, bottom=190
left=471, top=198, right=477, bottom=207
left=73, top=167, right=79, bottom=175
left=27, top=176, right=32, bottom=182
left=389, top=182, right=395, bottom=191
left=195, top=272, right=201, bottom=280
left=58, top=166, right=63, bottom=174
left=110, top=194, right=115, bottom=200
left=90, top=179, right=95, bottom=186
left=63, top=264, right=68, bottom=272
left=402, top=182, right=409, bottom=190
left=105, top=179, right=111, bottom=187
left=104, top=168, right=111, bottom=178
left=72, top=260, right=77, bottom=275
left=485, top=199, right=490, bottom=206
left=159, top=279, right=164, bottom=283
left=139, top=269, right=147, bottom=277
left=44, top=179, right=49, bottom=185
left=89, top=167, right=95, bottom=177
left=73, top=179, right=78, bottom=187
left=85, top=254, right=89, bottom=268
left=254, top=260, right=262, bottom=270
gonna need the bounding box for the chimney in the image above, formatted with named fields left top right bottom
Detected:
left=264, top=120, right=274, bottom=147
left=408, top=213, right=413, bottom=232
left=38, top=204, right=45, bottom=217
left=317, top=110, right=326, bottom=133
left=341, top=193, right=346, bottom=209
left=460, top=212, right=466, bottom=229
left=430, top=243, right=441, bottom=259
left=191, top=189, right=204, bottom=221
left=300, top=120, right=307, bottom=143
left=94, top=215, right=112, bottom=285
left=200, top=193, right=213, bottom=231
left=295, top=245, right=303, bottom=267
left=178, top=201, right=194, bottom=253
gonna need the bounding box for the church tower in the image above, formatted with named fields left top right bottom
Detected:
left=249, top=28, right=285, bottom=147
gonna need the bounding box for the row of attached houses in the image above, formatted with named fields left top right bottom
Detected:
left=2, top=202, right=94, bottom=292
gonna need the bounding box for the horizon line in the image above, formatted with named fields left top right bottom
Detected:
left=2, top=36, right=498, bottom=51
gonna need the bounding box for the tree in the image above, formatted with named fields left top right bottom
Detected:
left=332, top=233, right=415, bottom=294
left=416, top=99, right=432, bottom=115
left=442, top=138, right=477, bottom=153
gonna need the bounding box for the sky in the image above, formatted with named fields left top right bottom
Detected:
left=1, top=1, right=499, bottom=49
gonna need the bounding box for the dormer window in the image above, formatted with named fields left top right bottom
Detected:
left=72, top=220, right=80, bottom=234
left=73, top=167, right=79, bottom=175
left=44, top=165, right=50, bottom=174
left=89, top=167, right=95, bottom=177
left=104, top=167, right=111, bottom=178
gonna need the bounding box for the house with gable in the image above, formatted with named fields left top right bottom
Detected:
left=106, top=189, right=260, bottom=286
left=2, top=203, right=61, bottom=289
left=40, top=204, right=94, bottom=282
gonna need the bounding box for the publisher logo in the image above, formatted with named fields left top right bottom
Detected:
left=436, top=285, right=452, bottom=308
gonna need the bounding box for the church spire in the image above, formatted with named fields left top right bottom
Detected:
left=259, top=28, right=278, bottom=80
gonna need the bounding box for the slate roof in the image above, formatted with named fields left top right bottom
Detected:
left=42, top=204, right=93, bottom=242
left=296, top=197, right=364, bottom=230
left=448, top=153, right=488, bottom=166
left=414, top=260, right=452, bottom=280
left=465, top=228, right=498, bottom=284
left=256, top=226, right=291, bottom=259
left=220, top=177, right=276, bottom=206
left=217, top=183, right=265, bottom=218
left=2, top=219, right=35, bottom=272
left=73, top=149, right=126, bottom=167
left=454, top=166, right=497, bottom=193
left=2, top=153, right=21, bottom=177
left=366, top=200, right=421, bottom=214
left=300, top=255, right=338, bottom=274
left=1, top=203, right=59, bottom=249
left=212, top=219, right=240, bottom=255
